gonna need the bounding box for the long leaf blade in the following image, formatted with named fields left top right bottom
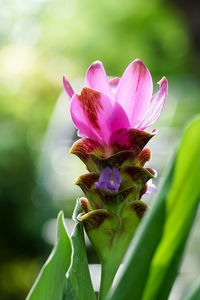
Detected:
left=26, top=211, right=72, bottom=300
left=142, top=116, right=200, bottom=300
left=64, top=223, right=96, bottom=300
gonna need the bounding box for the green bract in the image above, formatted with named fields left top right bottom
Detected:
left=72, top=128, right=156, bottom=299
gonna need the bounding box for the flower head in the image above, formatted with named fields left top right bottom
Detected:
left=95, top=167, right=121, bottom=194
left=63, top=59, right=168, bottom=146
left=66, top=60, right=166, bottom=291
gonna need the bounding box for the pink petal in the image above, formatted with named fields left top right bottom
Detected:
left=86, top=61, right=113, bottom=98
left=70, top=89, right=102, bottom=143
left=109, top=77, right=121, bottom=96
left=63, top=75, right=74, bottom=99
left=109, top=77, right=120, bottom=88
left=115, top=59, right=153, bottom=127
left=109, top=101, right=131, bottom=138
left=137, top=77, right=168, bottom=130
left=70, top=88, right=130, bottom=144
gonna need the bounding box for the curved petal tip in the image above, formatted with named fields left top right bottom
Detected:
left=63, top=75, right=74, bottom=99
left=86, top=61, right=113, bottom=97
left=88, top=60, right=103, bottom=69
left=133, top=58, right=145, bottom=65
left=157, top=76, right=168, bottom=90
left=86, top=61, right=105, bottom=78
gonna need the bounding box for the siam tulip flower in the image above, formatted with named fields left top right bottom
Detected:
left=64, top=59, right=168, bottom=299
left=63, top=59, right=168, bottom=147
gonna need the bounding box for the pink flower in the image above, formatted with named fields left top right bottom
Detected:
left=63, top=59, right=168, bottom=145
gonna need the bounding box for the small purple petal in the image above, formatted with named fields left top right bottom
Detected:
left=95, top=182, right=101, bottom=189
left=113, top=168, right=121, bottom=185
left=95, top=167, right=121, bottom=194
left=99, top=167, right=113, bottom=182
left=63, top=75, right=74, bottom=99
left=146, top=179, right=157, bottom=194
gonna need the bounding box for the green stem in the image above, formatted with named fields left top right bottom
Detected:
left=98, top=260, right=118, bottom=300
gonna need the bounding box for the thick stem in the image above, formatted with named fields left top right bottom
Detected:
left=98, top=260, right=118, bottom=300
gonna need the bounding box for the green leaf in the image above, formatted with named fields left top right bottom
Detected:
left=142, top=116, right=200, bottom=300
left=182, top=277, right=200, bottom=300
left=26, top=211, right=72, bottom=300
left=64, top=223, right=96, bottom=300
left=143, top=206, right=198, bottom=300
left=109, top=116, right=200, bottom=300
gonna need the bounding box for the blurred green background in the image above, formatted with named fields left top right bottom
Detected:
left=1, top=0, right=200, bottom=299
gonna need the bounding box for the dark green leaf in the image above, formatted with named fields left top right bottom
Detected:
left=142, top=117, right=200, bottom=300
left=26, top=211, right=72, bottom=300
left=144, top=205, right=198, bottom=300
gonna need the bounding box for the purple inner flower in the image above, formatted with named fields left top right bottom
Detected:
left=95, top=167, right=121, bottom=194
left=146, top=179, right=157, bottom=194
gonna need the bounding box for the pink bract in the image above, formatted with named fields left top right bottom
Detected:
left=63, top=59, right=168, bottom=145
